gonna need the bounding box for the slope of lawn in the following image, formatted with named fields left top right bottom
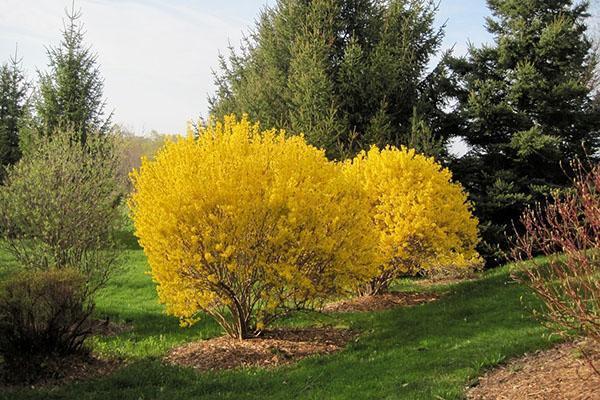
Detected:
left=1, top=239, right=557, bottom=400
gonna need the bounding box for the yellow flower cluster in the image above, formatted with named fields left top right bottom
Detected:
left=343, top=146, right=482, bottom=293
left=129, top=114, right=481, bottom=337
left=129, top=115, right=378, bottom=338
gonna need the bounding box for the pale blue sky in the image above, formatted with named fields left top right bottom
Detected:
left=0, top=1, right=494, bottom=135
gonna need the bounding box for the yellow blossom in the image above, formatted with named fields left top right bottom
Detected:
left=343, top=145, right=482, bottom=293
left=129, top=114, right=378, bottom=338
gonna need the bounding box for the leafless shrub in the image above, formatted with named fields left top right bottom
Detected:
left=512, top=160, right=599, bottom=372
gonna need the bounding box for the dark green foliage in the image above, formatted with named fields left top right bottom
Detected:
left=449, top=0, right=600, bottom=263
left=0, top=54, right=29, bottom=175
left=0, top=268, right=93, bottom=383
left=36, top=6, right=111, bottom=144
left=210, top=0, right=450, bottom=159
left=405, top=107, right=445, bottom=157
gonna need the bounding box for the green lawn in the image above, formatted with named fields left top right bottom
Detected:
left=1, top=241, right=557, bottom=400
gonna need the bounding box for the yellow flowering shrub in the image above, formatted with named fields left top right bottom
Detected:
left=344, top=146, right=481, bottom=295
left=129, top=115, right=378, bottom=339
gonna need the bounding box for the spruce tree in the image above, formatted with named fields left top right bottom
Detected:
left=449, top=0, right=600, bottom=263
left=210, top=0, right=449, bottom=159
left=0, top=52, right=29, bottom=174
left=37, top=4, right=111, bottom=144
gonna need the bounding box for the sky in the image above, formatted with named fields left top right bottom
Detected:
left=1, top=0, right=494, bottom=135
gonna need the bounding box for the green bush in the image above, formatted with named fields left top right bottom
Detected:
left=0, top=268, right=93, bottom=383
left=0, top=129, right=123, bottom=293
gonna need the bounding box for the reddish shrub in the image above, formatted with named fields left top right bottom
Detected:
left=512, top=161, right=599, bottom=368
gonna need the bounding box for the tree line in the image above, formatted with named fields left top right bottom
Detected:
left=1, top=0, right=599, bottom=264
left=0, top=5, right=110, bottom=171
left=210, top=0, right=600, bottom=263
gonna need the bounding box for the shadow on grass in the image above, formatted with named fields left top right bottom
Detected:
left=114, top=229, right=142, bottom=251
left=2, top=266, right=556, bottom=400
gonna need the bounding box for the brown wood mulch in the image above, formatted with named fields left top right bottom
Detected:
left=164, top=327, right=357, bottom=372
left=467, top=342, right=600, bottom=400
left=323, top=292, right=440, bottom=313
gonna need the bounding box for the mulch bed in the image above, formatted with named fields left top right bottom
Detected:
left=467, top=342, right=600, bottom=400
left=164, top=327, right=357, bottom=371
left=323, top=292, right=440, bottom=313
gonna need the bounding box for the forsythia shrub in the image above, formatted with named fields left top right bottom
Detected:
left=344, top=146, right=481, bottom=295
left=129, top=115, right=378, bottom=339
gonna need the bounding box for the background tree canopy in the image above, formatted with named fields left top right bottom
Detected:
left=449, top=0, right=600, bottom=262
left=0, top=54, right=29, bottom=175
left=36, top=6, right=112, bottom=144
left=209, top=0, right=453, bottom=159
left=2, top=0, right=599, bottom=268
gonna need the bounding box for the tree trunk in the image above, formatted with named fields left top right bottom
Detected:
left=359, top=274, right=393, bottom=296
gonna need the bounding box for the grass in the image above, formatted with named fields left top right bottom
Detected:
left=0, top=237, right=558, bottom=400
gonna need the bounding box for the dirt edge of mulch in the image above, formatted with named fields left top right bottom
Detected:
left=164, top=327, right=358, bottom=372
left=323, top=291, right=440, bottom=313
left=466, top=341, right=600, bottom=400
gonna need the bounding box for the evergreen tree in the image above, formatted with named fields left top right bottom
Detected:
left=37, top=4, right=111, bottom=144
left=449, top=0, right=600, bottom=263
left=210, top=0, right=449, bottom=159
left=406, top=107, right=444, bottom=157
left=0, top=52, right=29, bottom=174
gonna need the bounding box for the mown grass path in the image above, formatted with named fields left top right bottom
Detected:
left=2, top=249, right=556, bottom=400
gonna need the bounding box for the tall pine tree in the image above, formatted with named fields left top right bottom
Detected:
left=210, top=0, right=450, bottom=159
left=449, top=0, right=600, bottom=263
left=37, top=4, right=111, bottom=144
left=0, top=51, right=29, bottom=174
